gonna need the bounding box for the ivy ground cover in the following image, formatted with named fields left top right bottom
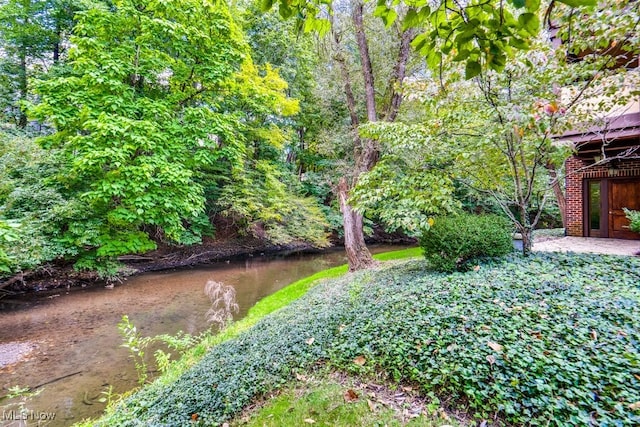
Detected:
left=98, top=253, right=640, bottom=426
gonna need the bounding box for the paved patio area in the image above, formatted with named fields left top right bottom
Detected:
left=532, top=237, right=640, bottom=256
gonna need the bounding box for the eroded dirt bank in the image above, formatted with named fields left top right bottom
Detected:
left=1, top=228, right=415, bottom=294
left=0, top=237, right=319, bottom=294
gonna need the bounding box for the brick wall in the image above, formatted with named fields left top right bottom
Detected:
left=565, top=156, right=585, bottom=237
left=565, top=156, right=640, bottom=237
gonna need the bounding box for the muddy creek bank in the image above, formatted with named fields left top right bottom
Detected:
left=0, top=245, right=406, bottom=426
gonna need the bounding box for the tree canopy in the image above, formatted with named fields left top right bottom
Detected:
left=1, top=0, right=638, bottom=276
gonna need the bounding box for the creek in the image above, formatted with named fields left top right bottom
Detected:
left=0, top=245, right=405, bottom=426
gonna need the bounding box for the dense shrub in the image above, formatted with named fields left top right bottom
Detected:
left=100, top=253, right=640, bottom=426
left=419, top=213, right=513, bottom=272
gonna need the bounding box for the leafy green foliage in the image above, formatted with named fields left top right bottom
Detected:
left=118, top=315, right=151, bottom=385
left=218, top=160, right=329, bottom=247
left=354, top=123, right=460, bottom=236
left=0, top=128, right=79, bottom=275
left=31, top=0, right=249, bottom=258
left=98, top=253, right=640, bottom=426
left=118, top=315, right=200, bottom=384
left=624, top=209, right=640, bottom=234
left=0, top=219, right=19, bottom=272
left=0, top=0, right=61, bottom=126
left=0, top=0, right=330, bottom=277
left=268, top=0, right=598, bottom=78
left=351, top=157, right=457, bottom=236
left=329, top=255, right=640, bottom=425
left=419, top=213, right=514, bottom=272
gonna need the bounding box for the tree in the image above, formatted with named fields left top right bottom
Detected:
left=0, top=0, right=54, bottom=127
left=30, top=0, right=301, bottom=270
left=356, top=0, right=639, bottom=255
left=211, top=5, right=330, bottom=247
left=295, top=0, right=419, bottom=271
left=270, top=0, right=597, bottom=77
left=0, top=0, right=79, bottom=128
left=265, top=0, right=598, bottom=270
left=351, top=122, right=460, bottom=235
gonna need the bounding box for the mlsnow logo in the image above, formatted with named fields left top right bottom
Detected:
left=2, top=409, right=56, bottom=422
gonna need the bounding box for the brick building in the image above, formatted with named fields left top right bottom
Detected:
left=563, top=112, right=640, bottom=239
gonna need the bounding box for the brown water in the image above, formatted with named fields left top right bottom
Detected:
left=0, top=246, right=404, bottom=426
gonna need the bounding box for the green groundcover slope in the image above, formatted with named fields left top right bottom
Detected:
left=97, top=252, right=640, bottom=426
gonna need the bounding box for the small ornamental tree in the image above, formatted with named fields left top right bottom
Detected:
left=354, top=0, right=639, bottom=256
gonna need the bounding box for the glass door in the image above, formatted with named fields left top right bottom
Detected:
left=586, top=180, right=606, bottom=237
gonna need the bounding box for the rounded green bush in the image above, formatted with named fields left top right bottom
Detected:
left=419, top=213, right=513, bottom=272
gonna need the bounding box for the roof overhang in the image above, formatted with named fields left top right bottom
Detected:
left=556, top=112, right=640, bottom=158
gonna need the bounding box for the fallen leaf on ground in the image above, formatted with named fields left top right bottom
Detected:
left=629, top=401, right=640, bottom=410
left=344, top=389, right=359, bottom=402
left=354, top=355, right=366, bottom=366
left=488, top=341, right=503, bottom=352
left=304, top=418, right=315, bottom=424
left=486, top=355, right=496, bottom=365
left=438, top=408, right=451, bottom=420
left=295, top=373, right=307, bottom=381
left=305, top=337, right=315, bottom=345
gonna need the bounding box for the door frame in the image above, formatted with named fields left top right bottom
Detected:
left=583, top=177, right=640, bottom=238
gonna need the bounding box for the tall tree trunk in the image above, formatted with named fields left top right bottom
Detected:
left=337, top=1, right=378, bottom=269
left=53, top=25, right=61, bottom=63
left=384, top=28, right=416, bottom=121
left=546, top=161, right=567, bottom=228
left=17, top=49, right=28, bottom=129
left=521, top=226, right=533, bottom=256
left=519, top=204, right=533, bottom=256
left=338, top=178, right=377, bottom=271
left=353, top=2, right=376, bottom=123
left=332, top=1, right=415, bottom=271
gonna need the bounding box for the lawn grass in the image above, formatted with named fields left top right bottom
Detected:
left=232, top=372, right=458, bottom=427
left=372, top=246, right=422, bottom=261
